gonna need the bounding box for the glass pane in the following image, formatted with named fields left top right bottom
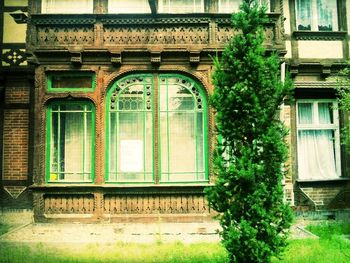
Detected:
left=118, top=86, right=144, bottom=111
left=63, top=111, right=84, bottom=174
left=109, top=0, right=151, bottom=13
left=85, top=111, right=92, bottom=174
left=298, top=130, right=338, bottom=180
left=196, top=112, right=204, bottom=173
left=50, top=112, right=59, bottom=173
left=51, top=76, right=92, bottom=89
left=317, top=0, right=337, bottom=31
left=168, top=173, right=197, bottom=182
left=219, top=0, right=241, bottom=13
left=42, top=0, right=93, bottom=13
left=49, top=104, right=92, bottom=182
left=168, top=85, right=195, bottom=111
left=168, top=112, right=196, bottom=172
left=298, top=103, right=313, bottom=124
left=160, top=112, right=169, bottom=175
left=318, top=102, right=334, bottom=124
left=296, top=0, right=311, bottom=30
left=159, top=0, right=204, bottom=13
left=109, top=112, right=118, bottom=174
left=118, top=112, right=144, bottom=173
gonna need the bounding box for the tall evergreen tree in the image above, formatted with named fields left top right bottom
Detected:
left=206, top=1, right=293, bottom=262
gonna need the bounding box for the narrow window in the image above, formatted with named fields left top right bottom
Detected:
left=159, top=76, right=206, bottom=182
left=297, top=100, right=340, bottom=180
left=46, top=102, right=94, bottom=182
left=107, top=75, right=154, bottom=182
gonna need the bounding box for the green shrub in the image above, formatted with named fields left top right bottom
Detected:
left=205, top=1, right=293, bottom=262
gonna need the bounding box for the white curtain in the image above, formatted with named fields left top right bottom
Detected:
left=296, top=0, right=311, bottom=30
left=317, top=0, right=337, bottom=31
left=297, top=103, right=338, bottom=180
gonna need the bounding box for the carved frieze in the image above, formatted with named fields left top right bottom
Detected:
left=37, top=26, right=94, bottom=46
left=103, top=25, right=209, bottom=45
left=44, top=194, right=95, bottom=214
left=104, top=194, right=209, bottom=214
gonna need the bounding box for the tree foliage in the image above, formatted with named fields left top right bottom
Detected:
left=336, top=66, right=350, bottom=147
left=205, top=1, right=293, bottom=262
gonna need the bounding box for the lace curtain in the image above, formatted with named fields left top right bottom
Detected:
left=297, top=102, right=339, bottom=180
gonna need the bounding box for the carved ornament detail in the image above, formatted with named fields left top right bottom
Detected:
left=103, top=25, right=209, bottom=45
left=44, top=194, right=95, bottom=214
left=104, top=194, right=208, bottom=214
left=37, top=26, right=94, bottom=46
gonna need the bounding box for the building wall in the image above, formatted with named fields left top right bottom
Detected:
left=1, top=0, right=350, bottom=220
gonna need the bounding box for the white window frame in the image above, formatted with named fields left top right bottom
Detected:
left=296, top=99, right=341, bottom=180
left=295, top=0, right=338, bottom=31
left=42, top=0, right=93, bottom=14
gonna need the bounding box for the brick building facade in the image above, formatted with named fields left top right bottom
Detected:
left=0, top=0, right=349, bottom=222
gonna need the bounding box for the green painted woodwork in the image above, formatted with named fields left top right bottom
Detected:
left=106, top=73, right=208, bottom=184
left=45, top=101, right=95, bottom=183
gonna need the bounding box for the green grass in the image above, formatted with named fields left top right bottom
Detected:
left=306, top=220, right=350, bottom=238
left=0, top=242, right=228, bottom=263
left=1, top=221, right=350, bottom=263
left=0, top=223, right=11, bottom=236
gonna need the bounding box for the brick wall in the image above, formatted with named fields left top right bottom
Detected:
left=2, top=109, right=29, bottom=180
left=1, top=78, right=31, bottom=205
left=5, top=86, right=30, bottom=104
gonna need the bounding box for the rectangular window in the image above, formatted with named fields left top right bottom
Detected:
left=295, top=0, right=338, bottom=31
left=47, top=72, right=95, bottom=92
left=296, top=100, right=341, bottom=180
left=42, top=0, right=93, bottom=14
left=159, top=0, right=204, bottom=13
left=108, top=0, right=151, bottom=13
left=46, top=103, right=94, bottom=182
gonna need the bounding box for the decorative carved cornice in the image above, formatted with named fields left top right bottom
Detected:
left=31, top=14, right=96, bottom=25
left=293, top=31, right=347, bottom=41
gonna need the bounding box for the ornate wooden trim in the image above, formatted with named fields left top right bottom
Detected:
left=293, top=31, right=347, bottom=41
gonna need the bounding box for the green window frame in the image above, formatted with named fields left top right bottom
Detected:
left=46, top=101, right=95, bottom=183
left=47, top=72, right=96, bottom=92
left=106, top=73, right=208, bottom=184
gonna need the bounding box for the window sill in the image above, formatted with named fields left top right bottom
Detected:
left=293, top=31, right=347, bottom=41
left=296, top=178, right=350, bottom=183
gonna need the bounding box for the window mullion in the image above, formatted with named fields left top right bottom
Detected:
left=153, top=74, right=159, bottom=184
left=57, top=105, right=61, bottom=177
left=83, top=105, right=87, bottom=181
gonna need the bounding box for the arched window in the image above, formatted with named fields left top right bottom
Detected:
left=106, top=74, right=208, bottom=183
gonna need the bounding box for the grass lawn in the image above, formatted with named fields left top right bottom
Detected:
left=0, top=223, right=11, bottom=236
left=0, top=221, right=349, bottom=263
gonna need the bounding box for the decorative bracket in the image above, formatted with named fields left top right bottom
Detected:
left=150, top=51, right=161, bottom=66
left=110, top=52, right=122, bottom=66
left=321, top=64, right=332, bottom=78
left=189, top=51, right=200, bottom=65
left=70, top=51, right=82, bottom=65
left=290, top=64, right=299, bottom=77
